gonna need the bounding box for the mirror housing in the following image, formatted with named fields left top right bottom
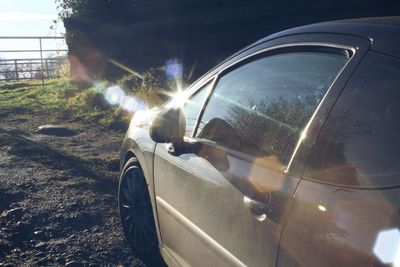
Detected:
left=150, top=107, right=186, bottom=143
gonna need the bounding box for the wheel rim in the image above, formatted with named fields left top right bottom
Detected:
left=119, top=166, right=156, bottom=253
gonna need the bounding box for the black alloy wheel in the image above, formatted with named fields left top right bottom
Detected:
left=118, top=158, right=164, bottom=266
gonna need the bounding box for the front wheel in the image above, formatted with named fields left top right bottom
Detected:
left=118, top=158, right=165, bottom=266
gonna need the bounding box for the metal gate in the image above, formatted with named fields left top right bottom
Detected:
left=0, top=36, right=68, bottom=83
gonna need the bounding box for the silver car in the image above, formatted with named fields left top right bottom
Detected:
left=119, top=17, right=400, bottom=266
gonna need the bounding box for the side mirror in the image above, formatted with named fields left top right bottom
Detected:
left=149, top=107, right=186, bottom=143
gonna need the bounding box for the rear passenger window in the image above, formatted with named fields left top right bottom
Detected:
left=196, top=48, right=349, bottom=165
left=305, top=52, right=400, bottom=187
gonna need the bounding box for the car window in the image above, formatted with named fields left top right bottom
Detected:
left=196, top=49, right=348, bottom=165
left=305, top=52, right=400, bottom=187
left=182, top=81, right=212, bottom=137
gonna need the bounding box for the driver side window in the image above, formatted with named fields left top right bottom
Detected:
left=196, top=49, right=349, bottom=165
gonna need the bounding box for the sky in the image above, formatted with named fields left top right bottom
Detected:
left=0, top=0, right=67, bottom=59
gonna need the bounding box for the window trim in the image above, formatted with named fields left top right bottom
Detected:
left=189, top=42, right=355, bottom=171
left=183, top=76, right=217, bottom=138
left=216, top=44, right=353, bottom=78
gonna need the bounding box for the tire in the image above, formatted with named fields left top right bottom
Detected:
left=118, top=158, right=165, bottom=266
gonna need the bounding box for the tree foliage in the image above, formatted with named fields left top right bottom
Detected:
left=55, top=0, right=137, bottom=18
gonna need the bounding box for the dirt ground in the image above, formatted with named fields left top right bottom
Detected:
left=0, top=112, right=145, bottom=266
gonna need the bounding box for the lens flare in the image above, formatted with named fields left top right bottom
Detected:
left=374, top=228, right=400, bottom=265
left=159, top=58, right=190, bottom=108
left=105, top=85, right=125, bottom=105
left=317, top=205, right=327, bottom=212
left=165, top=59, right=183, bottom=80
left=172, top=90, right=188, bottom=107
left=91, top=77, right=149, bottom=113
left=121, top=96, right=146, bottom=112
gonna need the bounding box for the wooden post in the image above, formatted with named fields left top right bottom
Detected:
left=14, top=60, right=19, bottom=81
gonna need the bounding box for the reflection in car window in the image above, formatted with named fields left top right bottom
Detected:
left=196, top=50, right=348, bottom=165
left=182, top=81, right=212, bottom=137
left=305, top=52, right=400, bottom=187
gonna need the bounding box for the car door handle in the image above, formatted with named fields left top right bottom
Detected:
left=243, top=196, right=272, bottom=221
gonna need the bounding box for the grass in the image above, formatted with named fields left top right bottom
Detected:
left=0, top=69, right=169, bottom=131
left=0, top=80, right=65, bottom=116
left=0, top=79, right=132, bottom=131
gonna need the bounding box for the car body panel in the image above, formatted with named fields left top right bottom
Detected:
left=154, top=140, right=301, bottom=266
left=278, top=181, right=400, bottom=267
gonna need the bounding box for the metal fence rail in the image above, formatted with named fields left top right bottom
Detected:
left=0, top=36, right=68, bottom=83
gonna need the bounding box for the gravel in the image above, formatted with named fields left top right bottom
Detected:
left=0, top=113, right=145, bottom=266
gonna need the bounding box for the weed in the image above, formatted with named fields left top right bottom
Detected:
left=117, top=74, right=142, bottom=92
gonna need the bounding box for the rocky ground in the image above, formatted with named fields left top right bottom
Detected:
left=0, top=112, right=145, bottom=266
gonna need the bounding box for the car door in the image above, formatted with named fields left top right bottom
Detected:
left=153, top=39, right=360, bottom=266
left=277, top=51, right=400, bottom=267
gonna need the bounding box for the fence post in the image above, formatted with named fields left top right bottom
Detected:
left=14, top=60, right=19, bottom=81
left=45, top=59, right=49, bottom=78
left=39, top=37, right=44, bottom=86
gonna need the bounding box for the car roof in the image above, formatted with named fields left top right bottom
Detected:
left=191, top=17, right=400, bottom=91
left=254, top=16, right=400, bottom=58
